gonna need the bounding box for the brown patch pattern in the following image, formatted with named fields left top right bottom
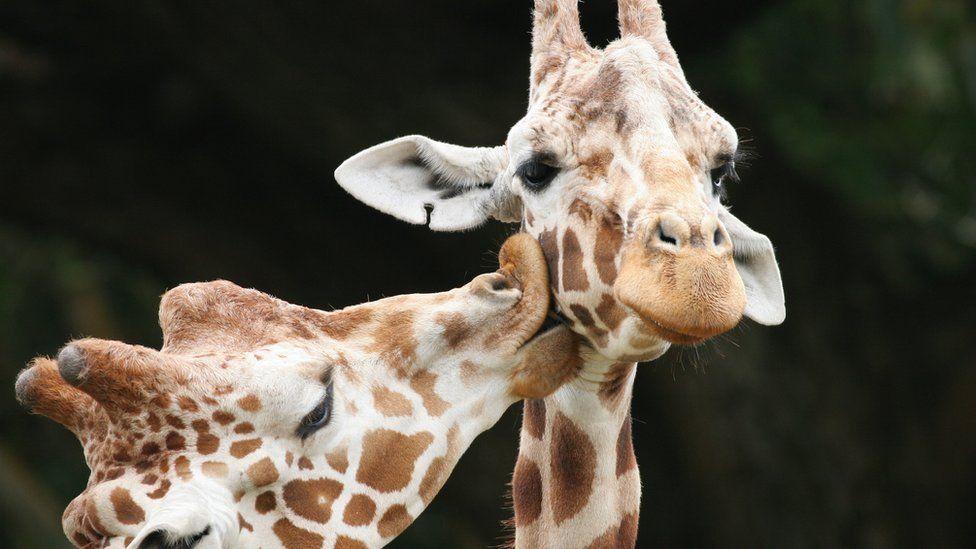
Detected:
left=586, top=512, right=639, bottom=549
left=230, top=438, right=263, bottom=458
left=272, top=517, right=324, bottom=549
left=550, top=411, right=597, bottom=524
left=372, top=386, right=412, bottom=417
left=594, top=214, right=624, bottom=285
left=343, top=494, right=377, bottom=526
left=367, top=311, right=418, bottom=376
left=326, top=447, right=349, bottom=474
left=377, top=505, right=412, bottom=538
left=236, top=394, right=261, bottom=412
left=109, top=487, right=145, bottom=525
left=409, top=370, right=450, bottom=416
left=616, top=412, right=637, bottom=478
left=356, top=429, right=433, bottom=493
left=336, top=536, right=368, bottom=549
left=282, top=478, right=343, bottom=523
left=201, top=461, right=228, bottom=478
left=538, top=227, right=561, bottom=289
left=246, top=457, right=279, bottom=487
left=561, top=228, right=589, bottom=292
left=512, top=456, right=543, bottom=526
left=436, top=311, right=471, bottom=349
left=255, top=491, right=276, bottom=514
left=524, top=399, right=547, bottom=440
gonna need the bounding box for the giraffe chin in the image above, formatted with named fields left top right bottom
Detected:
left=636, top=314, right=713, bottom=346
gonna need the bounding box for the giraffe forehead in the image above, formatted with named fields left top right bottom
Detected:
left=525, top=38, right=737, bottom=165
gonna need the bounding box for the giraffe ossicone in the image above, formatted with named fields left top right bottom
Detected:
left=15, top=234, right=583, bottom=548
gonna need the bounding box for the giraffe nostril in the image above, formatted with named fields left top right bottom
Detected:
left=491, top=277, right=511, bottom=291
left=713, top=227, right=724, bottom=247
left=658, top=225, right=678, bottom=246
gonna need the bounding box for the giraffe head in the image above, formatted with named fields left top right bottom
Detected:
left=14, top=235, right=582, bottom=548
left=335, top=0, right=785, bottom=361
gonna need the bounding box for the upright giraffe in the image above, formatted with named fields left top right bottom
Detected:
left=15, top=235, right=583, bottom=548
left=335, top=1, right=785, bottom=547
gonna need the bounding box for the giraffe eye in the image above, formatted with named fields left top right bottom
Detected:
left=297, top=384, right=333, bottom=439
left=709, top=159, right=737, bottom=199
left=517, top=158, right=558, bottom=192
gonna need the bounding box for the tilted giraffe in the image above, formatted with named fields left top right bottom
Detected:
left=14, top=235, right=584, bottom=548
left=335, top=1, right=785, bottom=547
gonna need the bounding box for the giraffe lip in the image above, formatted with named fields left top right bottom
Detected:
left=637, top=314, right=710, bottom=345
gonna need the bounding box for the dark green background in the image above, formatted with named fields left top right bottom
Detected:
left=2, top=1, right=974, bottom=547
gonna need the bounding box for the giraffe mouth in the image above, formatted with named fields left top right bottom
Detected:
left=637, top=314, right=711, bottom=346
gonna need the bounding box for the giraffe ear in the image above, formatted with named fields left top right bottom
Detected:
left=719, top=208, right=786, bottom=325
left=334, top=135, right=519, bottom=231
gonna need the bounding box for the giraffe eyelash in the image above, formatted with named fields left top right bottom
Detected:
left=296, top=383, right=333, bottom=440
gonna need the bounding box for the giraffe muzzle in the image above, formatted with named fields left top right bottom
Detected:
left=613, top=215, right=747, bottom=343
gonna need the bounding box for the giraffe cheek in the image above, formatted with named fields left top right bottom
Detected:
left=282, top=478, right=343, bottom=523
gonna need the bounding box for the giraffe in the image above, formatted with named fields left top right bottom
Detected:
left=14, top=234, right=586, bottom=548
left=334, top=1, right=785, bottom=547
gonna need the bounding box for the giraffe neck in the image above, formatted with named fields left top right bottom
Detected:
left=511, top=357, right=639, bottom=548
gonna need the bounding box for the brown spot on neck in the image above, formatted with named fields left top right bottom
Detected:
left=599, top=363, right=635, bottom=409
left=512, top=456, right=543, bottom=526
left=523, top=399, right=547, bottom=440
left=550, top=411, right=596, bottom=524
left=586, top=511, right=638, bottom=548
left=615, top=412, right=638, bottom=478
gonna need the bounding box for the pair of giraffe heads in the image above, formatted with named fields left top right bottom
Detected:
left=16, top=235, right=586, bottom=548
left=17, top=1, right=786, bottom=547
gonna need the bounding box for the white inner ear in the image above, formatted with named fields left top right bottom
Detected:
left=334, top=135, right=514, bottom=231
left=719, top=208, right=786, bottom=325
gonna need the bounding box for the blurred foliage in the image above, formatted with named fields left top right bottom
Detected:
left=1, top=1, right=974, bottom=548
